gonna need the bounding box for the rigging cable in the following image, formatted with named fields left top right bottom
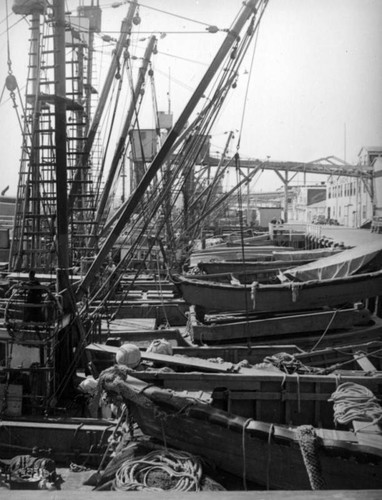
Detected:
left=1, top=0, right=25, bottom=133
left=89, top=1, right=269, bottom=301
left=235, top=13, right=261, bottom=152
left=94, top=47, right=129, bottom=206
left=116, top=0, right=221, bottom=31
left=174, top=2, right=269, bottom=244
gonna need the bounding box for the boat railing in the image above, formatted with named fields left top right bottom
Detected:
left=306, top=224, right=322, bottom=238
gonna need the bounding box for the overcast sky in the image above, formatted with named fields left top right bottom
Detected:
left=0, top=0, right=381, bottom=196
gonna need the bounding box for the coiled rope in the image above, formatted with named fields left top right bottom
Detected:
left=113, top=449, right=202, bottom=491
left=329, top=382, right=382, bottom=426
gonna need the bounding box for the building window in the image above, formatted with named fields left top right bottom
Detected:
left=362, top=205, right=367, bottom=218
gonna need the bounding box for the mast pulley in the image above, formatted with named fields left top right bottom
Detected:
left=5, top=74, right=17, bottom=92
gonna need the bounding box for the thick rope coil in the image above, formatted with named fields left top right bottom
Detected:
left=113, top=449, right=202, bottom=491
left=296, top=425, right=325, bottom=490
left=329, top=382, right=382, bottom=426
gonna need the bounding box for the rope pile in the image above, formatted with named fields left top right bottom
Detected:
left=329, top=382, right=382, bottom=425
left=113, top=449, right=202, bottom=491
left=262, top=352, right=317, bottom=374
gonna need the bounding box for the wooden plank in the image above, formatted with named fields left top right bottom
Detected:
left=6, top=272, right=81, bottom=284
left=101, top=318, right=156, bottom=331
left=86, top=343, right=266, bottom=373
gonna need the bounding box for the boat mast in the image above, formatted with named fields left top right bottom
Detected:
left=53, top=0, right=69, bottom=295
left=92, top=35, right=158, bottom=238
left=68, top=0, right=139, bottom=211
left=78, top=0, right=261, bottom=294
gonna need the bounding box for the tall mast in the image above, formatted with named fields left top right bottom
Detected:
left=68, top=0, right=139, bottom=210
left=78, top=0, right=261, bottom=294
left=93, top=35, right=158, bottom=236
left=53, top=0, right=69, bottom=295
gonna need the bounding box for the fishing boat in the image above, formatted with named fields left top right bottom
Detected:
left=189, top=245, right=296, bottom=267
left=173, top=268, right=382, bottom=317
left=1, top=0, right=272, bottom=472
left=187, top=305, right=382, bottom=346
left=178, top=240, right=382, bottom=317
left=189, top=247, right=343, bottom=269
left=2, top=0, right=382, bottom=492
left=196, top=259, right=315, bottom=275
left=285, top=239, right=382, bottom=281
left=98, top=366, right=382, bottom=490
left=86, top=336, right=382, bottom=374
left=181, top=241, right=382, bottom=343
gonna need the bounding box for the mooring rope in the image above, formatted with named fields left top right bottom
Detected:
left=329, top=382, right=382, bottom=426
left=241, top=418, right=253, bottom=490
left=113, top=449, right=202, bottom=491
left=266, top=423, right=274, bottom=491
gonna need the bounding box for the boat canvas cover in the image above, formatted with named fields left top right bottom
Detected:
left=272, top=248, right=341, bottom=261
left=284, top=240, right=382, bottom=281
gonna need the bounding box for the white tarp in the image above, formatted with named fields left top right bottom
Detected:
left=285, top=240, right=382, bottom=281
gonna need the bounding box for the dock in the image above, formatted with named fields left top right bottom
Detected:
left=313, top=225, right=382, bottom=247
left=4, top=489, right=382, bottom=499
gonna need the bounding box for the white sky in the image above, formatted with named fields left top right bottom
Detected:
left=0, top=0, right=381, bottom=196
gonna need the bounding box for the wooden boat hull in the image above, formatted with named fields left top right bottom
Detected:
left=0, top=419, right=113, bottom=464
left=173, top=271, right=382, bottom=315
left=87, top=337, right=382, bottom=377
left=188, top=268, right=284, bottom=284
left=189, top=246, right=295, bottom=267
left=197, top=259, right=313, bottom=275
left=100, top=373, right=382, bottom=490
left=131, top=401, right=382, bottom=490
left=90, top=298, right=188, bottom=326
left=95, top=355, right=382, bottom=429
left=188, top=307, right=381, bottom=345
left=271, top=248, right=343, bottom=261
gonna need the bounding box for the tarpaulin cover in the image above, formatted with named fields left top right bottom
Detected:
left=284, top=240, right=382, bottom=281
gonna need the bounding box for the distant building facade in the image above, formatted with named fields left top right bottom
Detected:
left=290, top=185, right=326, bottom=223
left=373, top=156, right=382, bottom=219
left=326, top=146, right=381, bottom=227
